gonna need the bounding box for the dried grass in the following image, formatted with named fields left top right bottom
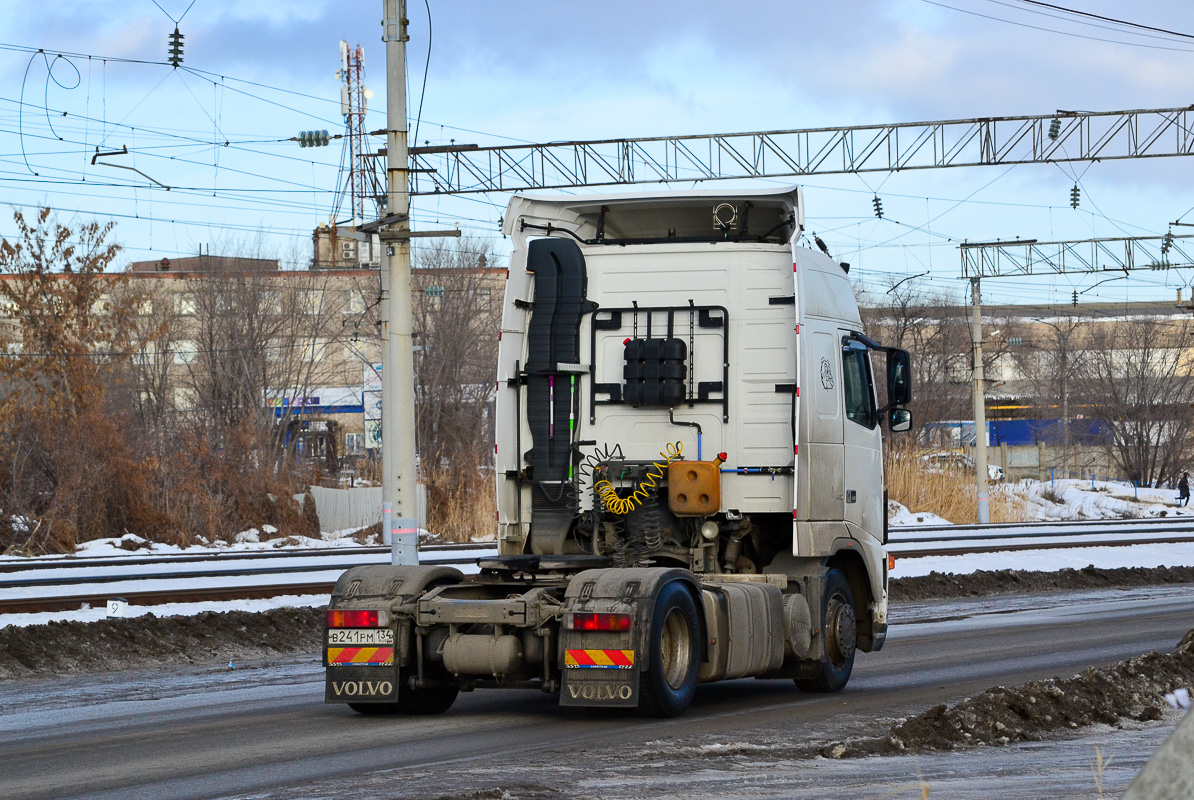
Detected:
left=886, top=447, right=1028, bottom=525
left=423, top=462, right=497, bottom=543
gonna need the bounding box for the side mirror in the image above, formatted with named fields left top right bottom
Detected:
left=889, top=407, right=912, bottom=433
left=887, top=348, right=911, bottom=406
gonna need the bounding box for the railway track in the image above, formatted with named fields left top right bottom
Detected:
left=2, top=518, right=1192, bottom=615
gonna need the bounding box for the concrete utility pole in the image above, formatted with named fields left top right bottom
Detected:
left=380, top=0, right=417, bottom=565
left=970, top=278, right=991, bottom=524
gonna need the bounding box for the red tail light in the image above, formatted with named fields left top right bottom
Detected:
left=566, top=612, right=633, bottom=632
left=326, top=609, right=380, bottom=628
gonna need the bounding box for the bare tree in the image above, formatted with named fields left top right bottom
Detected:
left=860, top=279, right=975, bottom=445
left=407, top=238, right=502, bottom=535
left=0, top=209, right=158, bottom=552
left=412, top=238, right=501, bottom=467
left=1073, top=315, right=1194, bottom=485
left=1008, top=312, right=1089, bottom=475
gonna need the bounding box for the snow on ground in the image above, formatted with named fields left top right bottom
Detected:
left=0, top=531, right=375, bottom=564
left=1014, top=478, right=1194, bottom=521
left=0, top=525, right=495, bottom=564
left=890, top=542, right=1194, bottom=578
left=890, top=477, right=1194, bottom=527
left=0, top=594, right=330, bottom=629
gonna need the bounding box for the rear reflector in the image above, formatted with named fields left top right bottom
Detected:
left=326, top=609, right=380, bottom=628
left=566, top=612, right=633, bottom=632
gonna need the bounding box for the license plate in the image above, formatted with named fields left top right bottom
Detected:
left=327, top=628, right=394, bottom=646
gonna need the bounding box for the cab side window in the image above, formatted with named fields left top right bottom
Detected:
left=842, top=342, right=877, bottom=429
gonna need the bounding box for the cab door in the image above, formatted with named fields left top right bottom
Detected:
left=840, top=335, right=884, bottom=540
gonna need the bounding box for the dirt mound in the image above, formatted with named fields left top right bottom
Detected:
left=890, top=564, right=1194, bottom=602
left=832, top=629, right=1194, bottom=757
left=0, top=607, right=324, bottom=679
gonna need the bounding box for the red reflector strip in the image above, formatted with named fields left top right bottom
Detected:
left=565, top=649, right=635, bottom=669
left=327, top=646, right=394, bottom=666
left=325, top=609, right=379, bottom=628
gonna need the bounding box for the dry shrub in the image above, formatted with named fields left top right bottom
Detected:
left=423, top=462, right=496, bottom=542
left=145, top=423, right=309, bottom=546
left=0, top=400, right=169, bottom=554
left=886, top=446, right=1026, bottom=524
left=299, top=489, right=320, bottom=537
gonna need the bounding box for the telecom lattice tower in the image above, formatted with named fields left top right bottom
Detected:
left=331, top=41, right=384, bottom=227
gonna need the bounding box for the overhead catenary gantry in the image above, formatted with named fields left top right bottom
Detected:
left=407, top=106, right=1194, bottom=196
left=961, top=233, right=1194, bottom=278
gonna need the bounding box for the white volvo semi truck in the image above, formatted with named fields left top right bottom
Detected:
left=325, top=187, right=912, bottom=717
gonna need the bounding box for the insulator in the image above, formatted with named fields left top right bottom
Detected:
left=297, top=130, right=331, bottom=148
left=167, top=26, right=184, bottom=67
left=1070, top=185, right=1080, bottom=209
left=872, top=195, right=883, bottom=219
left=1162, top=231, right=1174, bottom=254
left=1048, top=118, right=1061, bottom=141
left=1072, top=290, right=1078, bottom=306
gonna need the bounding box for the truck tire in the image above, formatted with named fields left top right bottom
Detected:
left=794, top=568, right=856, bottom=693
left=348, top=684, right=458, bottom=716
left=397, top=684, right=459, bottom=715
left=638, top=581, right=700, bottom=718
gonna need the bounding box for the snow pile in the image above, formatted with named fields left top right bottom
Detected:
left=1010, top=479, right=1194, bottom=522
left=887, top=500, right=953, bottom=527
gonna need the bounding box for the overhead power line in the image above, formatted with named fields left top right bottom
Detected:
left=1007, top=0, right=1194, bottom=42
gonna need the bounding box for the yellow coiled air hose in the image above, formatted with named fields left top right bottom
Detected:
left=594, top=442, right=683, bottom=515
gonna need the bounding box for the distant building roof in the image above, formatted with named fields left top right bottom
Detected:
left=127, top=255, right=279, bottom=273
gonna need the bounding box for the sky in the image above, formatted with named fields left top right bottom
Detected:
left=3, top=0, right=1194, bottom=305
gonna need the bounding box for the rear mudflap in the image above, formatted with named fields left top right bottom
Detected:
left=560, top=664, right=640, bottom=707
left=325, top=665, right=399, bottom=703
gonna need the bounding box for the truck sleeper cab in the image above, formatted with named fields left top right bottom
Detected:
left=326, top=187, right=911, bottom=717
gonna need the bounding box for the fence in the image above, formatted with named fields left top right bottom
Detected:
left=308, top=486, right=381, bottom=533
left=308, top=484, right=428, bottom=534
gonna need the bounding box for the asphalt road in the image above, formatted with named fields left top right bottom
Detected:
left=2, top=586, right=1192, bottom=800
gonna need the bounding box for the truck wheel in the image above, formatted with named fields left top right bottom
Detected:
left=348, top=684, right=458, bottom=716
left=795, top=568, right=856, bottom=693
left=396, top=684, right=459, bottom=715
left=638, top=581, right=700, bottom=718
